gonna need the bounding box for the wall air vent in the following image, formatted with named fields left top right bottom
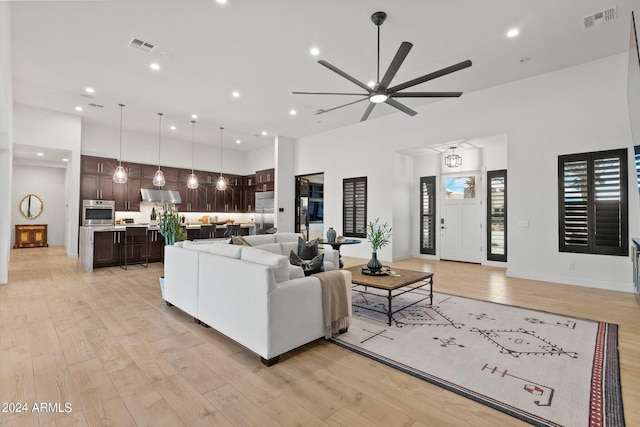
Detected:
left=583, top=6, right=616, bottom=29
left=128, top=38, right=156, bottom=53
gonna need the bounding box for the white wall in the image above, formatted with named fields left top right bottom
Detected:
left=81, top=122, right=248, bottom=175
left=13, top=104, right=81, bottom=258
left=11, top=164, right=66, bottom=246
left=274, top=136, right=295, bottom=232
left=246, top=144, right=275, bottom=174
left=296, top=53, right=637, bottom=292
left=0, top=4, right=12, bottom=283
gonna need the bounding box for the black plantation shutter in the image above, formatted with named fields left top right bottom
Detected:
left=559, top=149, right=628, bottom=256
left=343, top=177, right=367, bottom=238
left=420, top=176, right=436, bottom=254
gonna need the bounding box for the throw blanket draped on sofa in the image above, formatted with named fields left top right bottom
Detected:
left=314, top=270, right=350, bottom=339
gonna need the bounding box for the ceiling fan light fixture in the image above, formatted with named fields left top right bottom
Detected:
left=370, top=93, right=388, bottom=103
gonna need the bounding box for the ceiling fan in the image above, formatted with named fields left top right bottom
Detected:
left=293, top=11, right=472, bottom=122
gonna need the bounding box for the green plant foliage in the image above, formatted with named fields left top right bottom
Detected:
left=367, top=218, right=392, bottom=252
left=158, top=204, right=181, bottom=245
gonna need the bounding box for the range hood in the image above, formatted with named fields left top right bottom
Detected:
left=140, top=188, right=182, bottom=204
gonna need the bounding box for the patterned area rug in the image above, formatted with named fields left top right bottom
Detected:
left=330, top=289, right=625, bottom=427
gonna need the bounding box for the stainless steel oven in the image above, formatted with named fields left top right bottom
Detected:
left=82, top=200, right=115, bottom=226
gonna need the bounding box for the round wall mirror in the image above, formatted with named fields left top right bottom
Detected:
left=19, top=194, right=44, bottom=219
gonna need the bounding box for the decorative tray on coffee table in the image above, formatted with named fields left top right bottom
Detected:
left=361, top=266, right=393, bottom=276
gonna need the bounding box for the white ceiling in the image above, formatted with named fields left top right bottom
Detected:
left=9, top=0, right=633, bottom=154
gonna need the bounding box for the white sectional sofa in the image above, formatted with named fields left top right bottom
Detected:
left=163, top=233, right=351, bottom=365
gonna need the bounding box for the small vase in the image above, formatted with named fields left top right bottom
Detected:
left=367, top=251, right=383, bottom=273
left=326, top=227, right=337, bottom=242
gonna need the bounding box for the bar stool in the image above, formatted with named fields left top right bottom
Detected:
left=223, top=223, right=241, bottom=238
left=195, top=224, right=214, bottom=239
left=120, top=226, right=148, bottom=269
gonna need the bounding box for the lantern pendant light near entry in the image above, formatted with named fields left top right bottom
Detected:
left=152, top=112, right=166, bottom=187
left=216, top=127, right=227, bottom=191
left=112, top=103, right=128, bottom=184
left=187, top=120, right=199, bottom=189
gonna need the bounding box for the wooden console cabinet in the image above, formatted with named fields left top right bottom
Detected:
left=14, top=224, right=48, bottom=249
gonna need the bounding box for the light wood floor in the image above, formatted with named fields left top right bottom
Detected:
left=1, top=247, right=638, bottom=426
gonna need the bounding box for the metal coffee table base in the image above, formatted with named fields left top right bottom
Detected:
left=352, top=276, right=433, bottom=326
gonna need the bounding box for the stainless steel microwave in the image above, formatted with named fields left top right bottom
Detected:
left=82, top=200, right=115, bottom=226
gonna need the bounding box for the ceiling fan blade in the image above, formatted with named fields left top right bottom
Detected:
left=318, top=60, right=373, bottom=93
left=391, top=91, right=463, bottom=98
left=387, top=59, right=472, bottom=93
left=378, top=41, right=412, bottom=91
left=385, top=98, right=418, bottom=116
left=360, top=102, right=376, bottom=121
left=315, top=98, right=369, bottom=115
left=292, top=91, right=369, bottom=96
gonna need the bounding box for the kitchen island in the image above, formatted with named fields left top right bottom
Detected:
left=79, top=223, right=255, bottom=272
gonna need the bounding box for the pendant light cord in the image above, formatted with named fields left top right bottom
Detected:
left=191, top=120, right=196, bottom=173
left=157, top=113, right=163, bottom=170
left=118, top=104, right=124, bottom=166
left=219, top=127, right=224, bottom=178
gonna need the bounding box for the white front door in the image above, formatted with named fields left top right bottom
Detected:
left=440, top=172, right=482, bottom=263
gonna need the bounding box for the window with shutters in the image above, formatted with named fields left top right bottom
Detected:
left=343, top=177, right=367, bottom=238
left=487, top=170, right=507, bottom=261
left=420, top=176, right=436, bottom=255
left=558, top=149, right=628, bottom=256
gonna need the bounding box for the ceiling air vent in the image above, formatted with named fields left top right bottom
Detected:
left=583, top=6, right=616, bottom=29
left=89, top=103, right=104, bottom=108
left=128, top=38, right=155, bottom=53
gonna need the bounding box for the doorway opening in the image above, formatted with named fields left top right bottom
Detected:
left=295, top=173, right=324, bottom=241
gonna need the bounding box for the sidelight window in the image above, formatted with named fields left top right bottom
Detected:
left=343, top=177, right=367, bottom=238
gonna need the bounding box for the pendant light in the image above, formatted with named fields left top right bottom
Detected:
left=152, top=112, right=166, bottom=187
left=112, top=103, right=128, bottom=184
left=216, top=126, right=227, bottom=191
left=444, top=146, right=462, bottom=168
left=187, top=120, right=199, bottom=189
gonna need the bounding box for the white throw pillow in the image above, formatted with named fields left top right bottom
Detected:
left=280, top=242, right=298, bottom=257
left=241, top=247, right=289, bottom=283
left=288, top=264, right=305, bottom=280
left=209, top=243, right=243, bottom=259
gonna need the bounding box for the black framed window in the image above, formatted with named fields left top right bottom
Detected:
left=558, top=149, right=628, bottom=256
left=487, top=170, right=507, bottom=261
left=343, top=177, right=367, bottom=238
left=420, top=176, right=436, bottom=254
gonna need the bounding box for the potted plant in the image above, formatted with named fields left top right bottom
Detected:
left=366, top=218, right=392, bottom=273
left=158, top=204, right=181, bottom=245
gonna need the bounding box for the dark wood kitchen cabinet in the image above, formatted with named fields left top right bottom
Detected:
left=93, top=230, right=120, bottom=267
left=148, top=229, right=165, bottom=262
left=255, top=168, right=275, bottom=192
left=113, top=162, right=141, bottom=211
left=80, top=155, right=118, bottom=201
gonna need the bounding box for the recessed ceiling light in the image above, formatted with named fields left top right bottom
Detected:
left=290, top=109, right=297, bottom=116
left=232, top=91, right=240, bottom=98
left=235, top=139, right=241, bottom=144
left=85, top=87, right=94, bottom=94
left=170, top=125, right=177, bottom=131
left=261, top=131, right=267, bottom=136
left=75, top=106, right=83, bottom=111
left=36, top=152, right=44, bottom=157
left=62, top=158, right=69, bottom=162
left=191, top=114, right=198, bottom=119
left=310, top=47, right=320, bottom=56
left=150, top=62, right=160, bottom=71
left=367, top=81, right=376, bottom=88
left=507, top=28, right=519, bottom=38
left=216, top=0, right=227, bottom=4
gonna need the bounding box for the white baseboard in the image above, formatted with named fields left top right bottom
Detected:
left=506, top=268, right=634, bottom=293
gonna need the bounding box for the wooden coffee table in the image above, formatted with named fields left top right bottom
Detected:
left=345, top=265, right=434, bottom=326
